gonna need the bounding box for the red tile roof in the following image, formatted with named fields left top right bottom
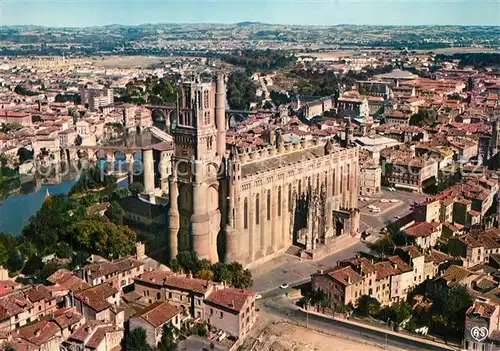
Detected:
left=74, top=283, right=118, bottom=312
left=206, top=288, right=255, bottom=314
left=134, top=301, right=180, bottom=327
left=17, top=320, right=60, bottom=346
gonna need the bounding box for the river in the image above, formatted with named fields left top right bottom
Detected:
left=0, top=130, right=156, bottom=236
left=0, top=169, right=130, bottom=237
left=0, top=178, right=77, bottom=236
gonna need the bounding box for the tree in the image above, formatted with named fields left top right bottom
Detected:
left=129, top=182, right=144, bottom=196
left=21, top=255, right=43, bottom=276
left=386, top=301, right=412, bottom=326
left=392, top=231, right=416, bottom=246
left=431, top=285, right=472, bottom=331
left=35, top=261, right=64, bottom=283
left=22, top=194, right=79, bottom=252
left=17, top=147, right=33, bottom=163
left=356, top=295, right=381, bottom=318
left=262, top=100, right=273, bottom=109
left=226, top=72, right=258, bottom=110
left=55, top=242, right=73, bottom=258
left=69, top=218, right=136, bottom=260
left=176, top=251, right=201, bottom=274
left=198, top=268, right=214, bottom=281
left=124, top=328, right=153, bottom=351
left=74, top=134, right=83, bottom=146
left=105, top=201, right=125, bottom=225
left=368, top=235, right=394, bottom=256
left=31, top=115, right=43, bottom=123
left=6, top=250, right=25, bottom=273
left=409, top=108, right=438, bottom=127
left=157, top=324, right=179, bottom=351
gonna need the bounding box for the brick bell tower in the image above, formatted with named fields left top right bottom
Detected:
left=168, top=75, right=226, bottom=262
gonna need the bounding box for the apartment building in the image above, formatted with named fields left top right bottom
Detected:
left=129, top=301, right=181, bottom=347
left=133, top=271, right=257, bottom=339
left=464, top=303, right=500, bottom=351
left=78, top=256, right=144, bottom=290
left=204, top=287, right=257, bottom=339
left=73, top=283, right=124, bottom=327
left=311, top=245, right=442, bottom=306
left=449, top=228, right=500, bottom=268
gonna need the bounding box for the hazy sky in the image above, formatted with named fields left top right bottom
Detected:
left=2, top=0, right=499, bottom=27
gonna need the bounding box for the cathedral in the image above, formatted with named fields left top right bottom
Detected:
left=167, top=75, right=360, bottom=266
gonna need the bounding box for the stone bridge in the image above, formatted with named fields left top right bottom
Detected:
left=62, top=141, right=173, bottom=195
left=144, top=104, right=274, bottom=128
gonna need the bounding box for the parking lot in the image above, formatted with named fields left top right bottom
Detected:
left=358, top=189, right=428, bottom=234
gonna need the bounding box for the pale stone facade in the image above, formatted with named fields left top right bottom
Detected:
left=168, top=76, right=360, bottom=266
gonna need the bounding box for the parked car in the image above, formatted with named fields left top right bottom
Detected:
left=380, top=199, right=389, bottom=203
left=389, top=199, right=399, bottom=203
left=370, top=208, right=380, bottom=213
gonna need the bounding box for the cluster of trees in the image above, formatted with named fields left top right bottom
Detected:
left=124, top=322, right=210, bottom=351
left=68, top=217, right=136, bottom=259
left=368, top=231, right=416, bottom=256
left=226, top=72, right=258, bottom=110
left=13, top=85, right=39, bottom=96
left=118, top=75, right=180, bottom=106
left=269, top=90, right=291, bottom=107
left=405, top=284, right=473, bottom=340
left=409, top=108, right=438, bottom=127
left=20, top=187, right=137, bottom=267
left=54, top=93, right=81, bottom=104
left=220, top=50, right=296, bottom=73
left=69, top=168, right=117, bottom=196
left=435, top=53, right=500, bottom=70
left=1, top=122, right=23, bottom=132
left=170, top=251, right=253, bottom=289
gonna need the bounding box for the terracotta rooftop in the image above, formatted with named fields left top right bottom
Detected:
left=86, top=326, right=121, bottom=349
left=205, top=287, right=255, bottom=314
left=52, top=307, right=83, bottom=329
left=134, top=301, right=180, bottom=328
left=17, top=320, right=60, bottom=346
left=74, top=283, right=118, bottom=312
left=327, top=266, right=363, bottom=286
left=404, top=221, right=441, bottom=238
left=466, top=303, right=497, bottom=319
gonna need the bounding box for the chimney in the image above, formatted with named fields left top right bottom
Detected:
left=35, top=329, right=41, bottom=337
left=347, top=276, right=352, bottom=285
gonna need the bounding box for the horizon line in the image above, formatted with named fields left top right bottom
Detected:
left=2, top=22, right=500, bottom=29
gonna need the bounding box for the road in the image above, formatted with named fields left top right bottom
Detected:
left=251, top=241, right=369, bottom=294
left=259, top=295, right=455, bottom=351
left=359, top=189, right=428, bottom=233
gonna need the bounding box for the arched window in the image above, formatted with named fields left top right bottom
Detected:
left=324, top=172, right=328, bottom=193
left=278, top=186, right=282, bottom=217
left=298, top=180, right=302, bottom=195
left=267, top=190, right=271, bottom=221
left=243, top=198, right=248, bottom=229
left=316, top=174, right=320, bottom=191
left=255, top=194, right=260, bottom=225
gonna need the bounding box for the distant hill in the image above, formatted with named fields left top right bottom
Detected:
left=236, top=22, right=265, bottom=27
